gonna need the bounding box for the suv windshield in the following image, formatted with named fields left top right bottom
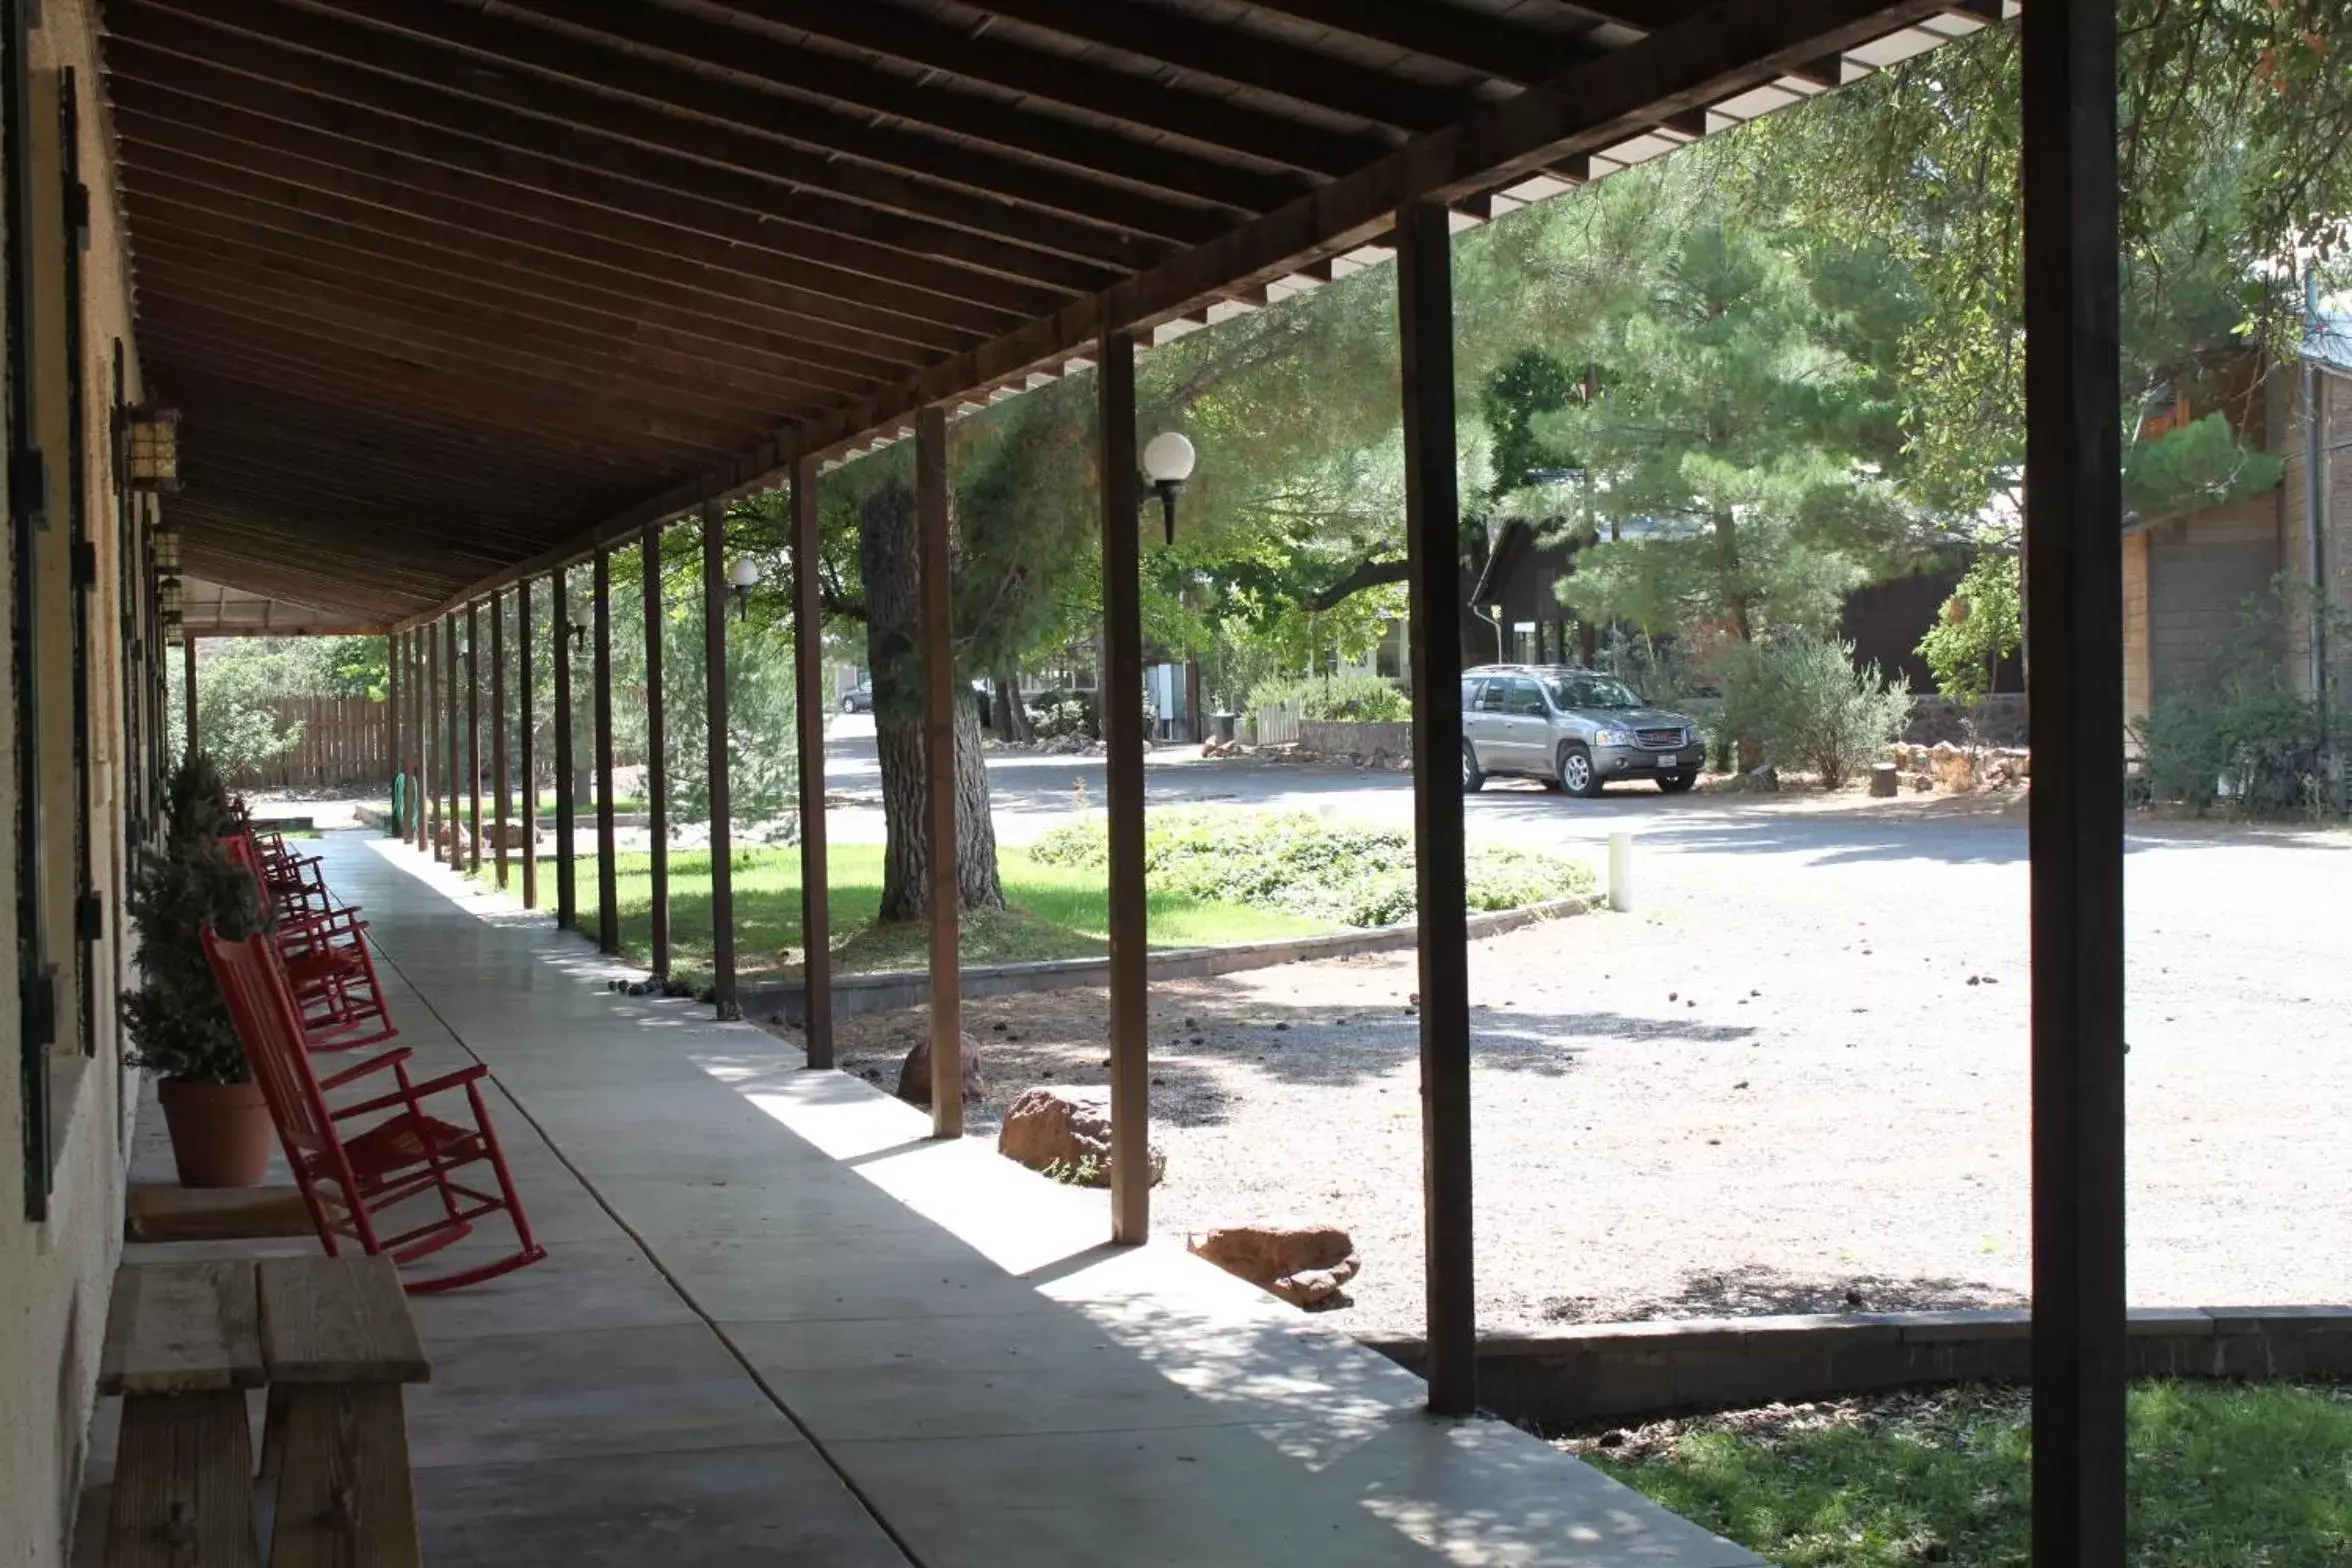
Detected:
left=1544, top=674, right=1643, bottom=711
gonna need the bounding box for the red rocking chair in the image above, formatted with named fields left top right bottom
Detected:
left=202, top=927, right=547, bottom=1293
left=221, top=832, right=400, bottom=1052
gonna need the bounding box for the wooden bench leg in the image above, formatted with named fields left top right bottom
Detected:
left=269, top=1384, right=419, bottom=1568
left=107, top=1392, right=261, bottom=1568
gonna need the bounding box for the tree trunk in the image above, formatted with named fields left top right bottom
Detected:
left=1714, top=506, right=1762, bottom=769
left=992, top=670, right=1033, bottom=742
left=859, top=478, right=1006, bottom=921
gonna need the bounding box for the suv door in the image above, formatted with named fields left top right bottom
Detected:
left=1500, top=677, right=1551, bottom=771
left=1461, top=677, right=1499, bottom=766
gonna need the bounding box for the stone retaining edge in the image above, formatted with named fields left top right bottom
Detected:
left=1360, top=1305, right=2352, bottom=1426
left=740, top=891, right=1598, bottom=1025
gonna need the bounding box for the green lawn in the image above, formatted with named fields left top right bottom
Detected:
left=479, top=844, right=1326, bottom=979
left=1585, top=1381, right=2352, bottom=1567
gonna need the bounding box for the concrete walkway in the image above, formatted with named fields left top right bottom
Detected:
left=88, top=832, right=1755, bottom=1567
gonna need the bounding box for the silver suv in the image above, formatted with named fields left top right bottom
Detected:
left=1460, top=665, right=1706, bottom=797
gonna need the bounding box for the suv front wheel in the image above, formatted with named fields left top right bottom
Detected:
left=1462, top=741, right=1486, bottom=793
left=1556, top=742, right=1601, bottom=798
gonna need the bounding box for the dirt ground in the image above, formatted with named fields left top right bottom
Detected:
left=812, top=806, right=2350, bottom=1339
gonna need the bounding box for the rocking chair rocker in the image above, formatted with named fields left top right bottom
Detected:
left=202, top=927, right=547, bottom=1293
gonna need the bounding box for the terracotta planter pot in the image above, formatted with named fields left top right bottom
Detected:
left=158, top=1079, right=274, bottom=1189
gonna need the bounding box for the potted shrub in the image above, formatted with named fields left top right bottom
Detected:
left=122, top=753, right=273, bottom=1187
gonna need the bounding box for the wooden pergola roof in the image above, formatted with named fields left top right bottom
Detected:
left=99, top=0, right=2005, bottom=629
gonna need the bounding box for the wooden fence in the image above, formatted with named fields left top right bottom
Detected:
left=1250, top=697, right=1303, bottom=747
left=227, top=696, right=389, bottom=791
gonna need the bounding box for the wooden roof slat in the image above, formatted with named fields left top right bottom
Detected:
left=112, top=125, right=949, bottom=369
left=152, top=364, right=692, bottom=481
left=131, top=0, right=1158, bottom=285
left=135, top=321, right=742, bottom=463
left=713, top=0, right=1384, bottom=177
left=1235, top=0, right=1602, bottom=84
left=260, top=0, right=1198, bottom=261
left=961, top=0, right=1483, bottom=130
left=493, top=0, right=1305, bottom=213
left=126, top=194, right=889, bottom=398
left=106, top=16, right=1078, bottom=325
left=135, top=266, right=827, bottom=432
left=132, top=231, right=867, bottom=413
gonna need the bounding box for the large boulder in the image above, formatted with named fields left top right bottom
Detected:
left=895, top=1032, right=987, bottom=1108
left=1744, top=764, right=1780, bottom=794
left=1188, top=1225, right=1359, bottom=1310
left=998, top=1086, right=1163, bottom=1187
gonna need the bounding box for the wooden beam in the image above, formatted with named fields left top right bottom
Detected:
left=101, top=73, right=1017, bottom=348
left=130, top=228, right=867, bottom=412
left=1098, top=330, right=1149, bottom=1243
left=1238, top=0, right=1600, bottom=84
left=701, top=502, right=739, bottom=1021
left=271, top=0, right=1195, bottom=263
left=125, top=189, right=897, bottom=396
left=1398, top=198, right=1473, bottom=1418
left=791, top=459, right=832, bottom=1070
left=719, top=0, right=1380, bottom=176
left=519, top=581, right=538, bottom=909
left=130, top=279, right=793, bottom=439
left=404, top=0, right=1953, bottom=624
left=592, top=546, right=619, bottom=955
left=106, top=12, right=1095, bottom=316
left=491, top=0, right=1300, bottom=213
left=386, top=631, right=402, bottom=834
left=643, top=523, right=669, bottom=978
left=2022, top=1, right=2125, bottom=1562
left=552, top=566, right=576, bottom=930
left=112, top=123, right=957, bottom=364
left=918, top=404, right=961, bottom=1139
left=970, top=0, right=1479, bottom=130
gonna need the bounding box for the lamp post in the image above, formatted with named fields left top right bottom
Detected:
left=1141, top=431, right=1195, bottom=546
left=729, top=556, right=760, bottom=621
left=568, top=598, right=592, bottom=651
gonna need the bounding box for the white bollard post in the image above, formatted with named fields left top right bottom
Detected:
left=1607, top=831, right=1635, bottom=913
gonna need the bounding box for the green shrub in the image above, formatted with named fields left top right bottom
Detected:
left=1032, top=808, right=1592, bottom=928
left=1025, top=690, right=1097, bottom=741
left=121, top=755, right=268, bottom=1085
left=1719, top=632, right=1911, bottom=787
left=1246, top=672, right=1411, bottom=724
left=2141, top=678, right=2332, bottom=817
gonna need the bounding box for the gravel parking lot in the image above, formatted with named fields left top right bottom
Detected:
left=828, top=792, right=2352, bottom=1337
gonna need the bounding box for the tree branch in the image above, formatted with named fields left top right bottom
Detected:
left=1302, top=555, right=1410, bottom=613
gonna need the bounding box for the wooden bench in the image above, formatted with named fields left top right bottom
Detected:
left=255, top=1256, right=429, bottom=1568
left=99, top=1262, right=266, bottom=1568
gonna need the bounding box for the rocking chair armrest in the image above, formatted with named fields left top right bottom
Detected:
left=317, top=1046, right=414, bottom=1090
left=330, top=1063, right=490, bottom=1121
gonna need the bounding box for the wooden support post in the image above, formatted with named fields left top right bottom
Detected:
left=443, top=618, right=462, bottom=873
left=593, top=548, right=619, bottom=955
left=424, top=625, right=442, bottom=862
left=491, top=592, right=510, bottom=889
left=643, top=522, right=670, bottom=976
left=181, top=632, right=197, bottom=761
left=1398, top=198, right=1475, bottom=1418
left=702, top=502, right=739, bottom=1020
left=791, top=458, right=833, bottom=1068
left=518, top=581, right=538, bottom=909
left=1098, top=330, right=1150, bottom=1242
left=552, top=567, right=577, bottom=929
left=2023, top=4, right=2126, bottom=1562
left=386, top=632, right=401, bottom=834
left=917, top=404, right=961, bottom=1138
left=466, top=600, right=483, bottom=873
